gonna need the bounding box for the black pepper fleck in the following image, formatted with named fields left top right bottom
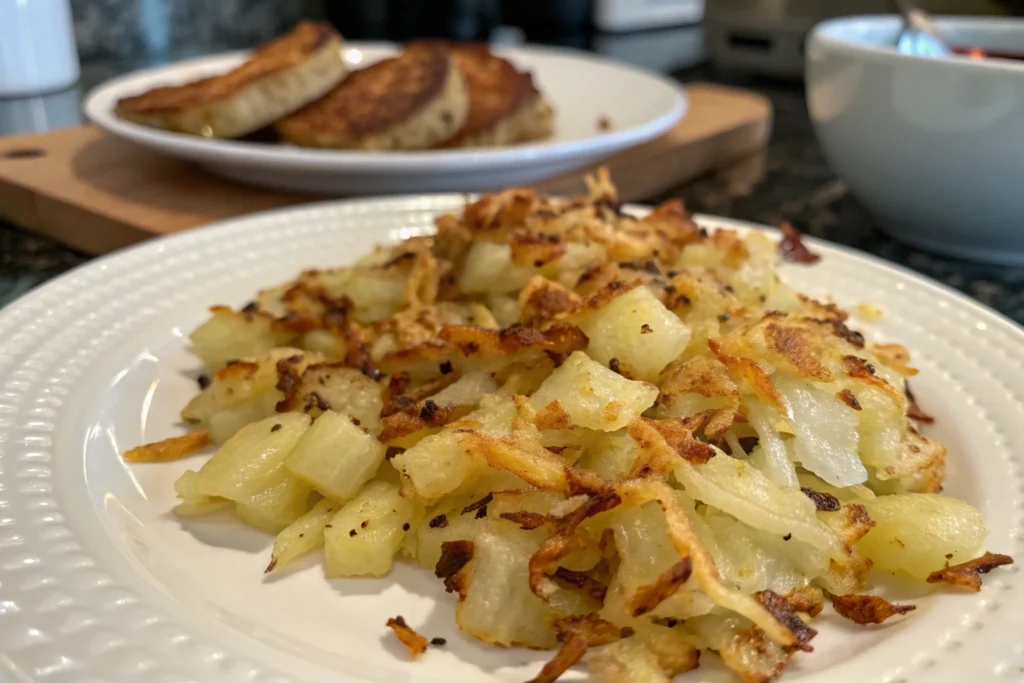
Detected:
left=461, top=493, right=492, bottom=515
left=420, top=400, right=440, bottom=422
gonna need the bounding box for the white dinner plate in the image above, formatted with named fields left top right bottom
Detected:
left=84, top=43, right=686, bottom=195
left=0, top=197, right=1022, bottom=683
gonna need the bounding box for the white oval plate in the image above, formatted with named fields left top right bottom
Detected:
left=84, top=43, right=686, bottom=195
left=0, top=197, right=1022, bottom=683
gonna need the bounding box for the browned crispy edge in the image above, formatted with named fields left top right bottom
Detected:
left=442, top=43, right=537, bottom=146
left=116, top=21, right=338, bottom=115
left=277, top=42, right=452, bottom=139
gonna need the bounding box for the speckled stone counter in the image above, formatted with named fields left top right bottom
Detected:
left=1, top=51, right=1022, bottom=325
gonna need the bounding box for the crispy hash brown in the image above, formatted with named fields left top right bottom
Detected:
left=276, top=42, right=469, bottom=150
left=133, top=170, right=1013, bottom=682
left=442, top=43, right=555, bottom=148
left=115, top=22, right=347, bottom=139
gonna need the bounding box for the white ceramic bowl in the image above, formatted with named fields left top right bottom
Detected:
left=807, top=16, right=1024, bottom=264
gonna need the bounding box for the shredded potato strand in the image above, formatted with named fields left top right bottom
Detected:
left=618, top=479, right=800, bottom=648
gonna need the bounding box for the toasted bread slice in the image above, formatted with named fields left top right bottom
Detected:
left=441, top=44, right=555, bottom=148
left=275, top=43, right=468, bottom=150
left=116, top=22, right=347, bottom=139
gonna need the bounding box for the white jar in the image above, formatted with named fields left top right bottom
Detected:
left=0, top=0, right=80, bottom=97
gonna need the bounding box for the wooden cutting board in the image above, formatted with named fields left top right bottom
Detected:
left=0, top=83, right=770, bottom=256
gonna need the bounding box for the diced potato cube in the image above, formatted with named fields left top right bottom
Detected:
left=430, top=372, right=498, bottom=409
left=187, top=413, right=310, bottom=501
left=174, top=468, right=206, bottom=501
left=857, top=493, right=986, bottom=578
left=585, top=637, right=671, bottom=683
left=299, top=329, right=348, bottom=359
left=235, top=466, right=314, bottom=534
left=530, top=351, right=658, bottom=432
left=854, top=384, right=906, bottom=476
left=486, top=293, right=520, bottom=328
left=174, top=497, right=232, bottom=517
left=182, top=348, right=321, bottom=441
left=208, top=403, right=271, bottom=445
left=576, top=286, right=691, bottom=382
left=485, top=488, right=566, bottom=521
left=336, top=269, right=407, bottom=323
left=392, top=397, right=516, bottom=503
left=416, top=506, right=490, bottom=570
left=286, top=411, right=386, bottom=502
left=633, top=622, right=701, bottom=678
left=391, top=431, right=483, bottom=504
left=575, top=430, right=640, bottom=482
left=181, top=361, right=262, bottom=425
left=458, top=242, right=534, bottom=294
left=173, top=469, right=231, bottom=516
left=285, top=364, right=383, bottom=433
left=461, top=395, right=518, bottom=436
left=253, top=283, right=292, bottom=318
left=684, top=613, right=788, bottom=682
left=455, top=530, right=560, bottom=648
left=268, top=497, right=341, bottom=572
left=190, top=307, right=297, bottom=370
left=324, top=481, right=424, bottom=577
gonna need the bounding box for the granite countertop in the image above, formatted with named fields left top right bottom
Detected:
left=1, top=42, right=1023, bottom=325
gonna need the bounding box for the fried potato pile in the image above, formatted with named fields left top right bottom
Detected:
left=134, top=170, right=1013, bottom=682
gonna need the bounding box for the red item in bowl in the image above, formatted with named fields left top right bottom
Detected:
left=952, top=46, right=1024, bottom=61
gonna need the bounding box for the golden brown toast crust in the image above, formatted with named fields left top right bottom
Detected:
left=277, top=43, right=454, bottom=139
left=115, top=22, right=338, bottom=116
left=442, top=44, right=538, bottom=147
